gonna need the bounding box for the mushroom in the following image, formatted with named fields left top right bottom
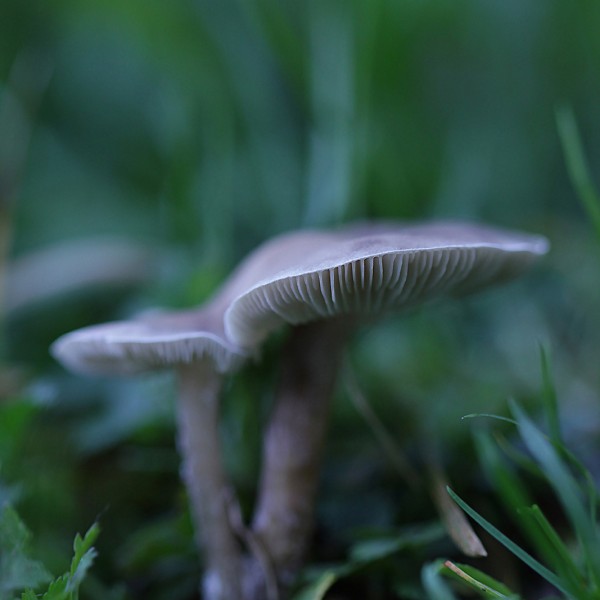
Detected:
left=51, top=304, right=247, bottom=600
left=224, top=220, right=549, bottom=596
left=49, top=230, right=363, bottom=600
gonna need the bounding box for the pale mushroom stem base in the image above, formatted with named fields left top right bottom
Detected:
left=175, top=362, right=242, bottom=600
left=250, top=320, right=349, bottom=596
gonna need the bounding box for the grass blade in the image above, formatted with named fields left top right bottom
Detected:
left=474, top=431, right=551, bottom=556
left=442, top=561, right=519, bottom=598
left=556, top=105, right=600, bottom=242
left=539, top=344, right=560, bottom=443
left=422, top=561, right=460, bottom=600
left=521, top=505, right=582, bottom=593
left=461, top=414, right=517, bottom=426
left=293, top=570, right=338, bottom=600
left=446, top=487, right=569, bottom=595
left=510, top=401, right=600, bottom=588
left=344, top=367, right=419, bottom=488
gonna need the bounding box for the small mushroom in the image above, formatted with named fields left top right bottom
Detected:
left=51, top=304, right=247, bottom=599
left=224, top=220, right=549, bottom=595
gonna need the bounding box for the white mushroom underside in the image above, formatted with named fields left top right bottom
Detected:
left=225, top=245, right=541, bottom=347
left=51, top=326, right=246, bottom=376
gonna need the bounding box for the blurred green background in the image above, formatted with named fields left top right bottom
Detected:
left=1, top=0, right=600, bottom=598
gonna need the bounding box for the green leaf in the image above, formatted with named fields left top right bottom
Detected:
left=19, top=522, right=101, bottom=600
left=69, top=523, right=100, bottom=592
left=41, top=574, right=69, bottom=600
left=0, top=504, right=52, bottom=599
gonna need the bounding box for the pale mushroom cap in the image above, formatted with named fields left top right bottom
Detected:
left=51, top=306, right=247, bottom=377
left=49, top=228, right=330, bottom=378
left=49, top=228, right=326, bottom=377
left=224, top=221, right=549, bottom=348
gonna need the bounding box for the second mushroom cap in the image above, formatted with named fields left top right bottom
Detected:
left=224, top=221, right=549, bottom=347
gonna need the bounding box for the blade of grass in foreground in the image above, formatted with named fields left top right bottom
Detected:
left=556, top=105, right=600, bottom=242
left=446, top=487, right=569, bottom=596
left=422, top=561, right=460, bottom=600
left=510, top=401, right=600, bottom=590
left=473, top=431, right=552, bottom=557
left=521, top=505, right=583, bottom=593
left=474, top=427, right=586, bottom=595
left=442, top=561, right=519, bottom=598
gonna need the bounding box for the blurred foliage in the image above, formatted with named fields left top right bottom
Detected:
left=423, top=395, right=600, bottom=599
left=0, top=504, right=52, bottom=598
left=1, top=0, right=600, bottom=598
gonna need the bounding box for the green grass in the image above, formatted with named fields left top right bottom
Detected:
left=2, top=0, right=600, bottom=598
left=426, top=369, right=600, bottom=599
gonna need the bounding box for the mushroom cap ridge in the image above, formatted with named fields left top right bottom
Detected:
left=51, top=306, right=246, bottom=377
left=224, top=221, right=549, bottom=348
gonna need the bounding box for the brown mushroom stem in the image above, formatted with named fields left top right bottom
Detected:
left=175, top=361, right=242, bottom=600
left=251, top=320, right=349, bottom=596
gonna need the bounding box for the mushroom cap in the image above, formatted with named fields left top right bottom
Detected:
left=49, top=226, right=324, bottom=377
left=224, top=221, right=549, bottom=348
left=49, top=226, right=324, bottom=378
left=51, top=305, right=246, bottom=377
left=52, top=220, right=549, bottom=375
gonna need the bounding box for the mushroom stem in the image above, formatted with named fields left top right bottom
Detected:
left=251, top=320, right=348, bottom=595
left=175, top=361, right=242, bottom=600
